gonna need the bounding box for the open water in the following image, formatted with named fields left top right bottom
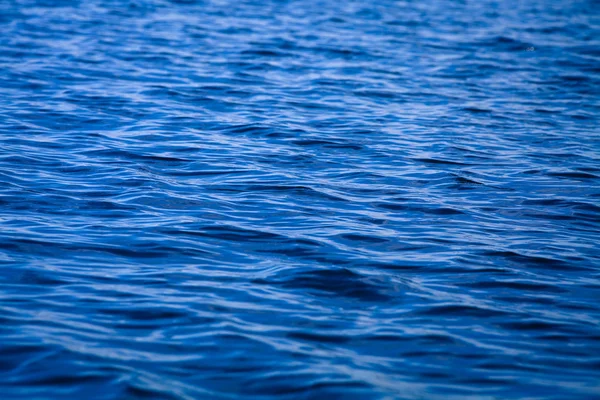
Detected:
left=1, top=0, right=599, bottom=399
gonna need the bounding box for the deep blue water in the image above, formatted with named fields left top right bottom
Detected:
left=1, top=0, right=600, bottom=398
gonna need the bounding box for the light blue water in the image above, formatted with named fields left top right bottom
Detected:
left=1, top=0, right=599, bottom=399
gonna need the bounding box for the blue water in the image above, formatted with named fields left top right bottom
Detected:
left=1, top=0, right=599, bottom=398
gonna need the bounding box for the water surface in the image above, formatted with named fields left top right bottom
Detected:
left=1, top=0, right=599, bottom=399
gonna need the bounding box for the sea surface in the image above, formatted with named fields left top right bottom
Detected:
left=1, top=0, right=599, bottom=399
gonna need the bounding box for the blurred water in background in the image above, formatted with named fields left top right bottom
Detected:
left=0, top=0, right=599, bottom=398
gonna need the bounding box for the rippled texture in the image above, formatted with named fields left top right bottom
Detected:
left=1, top=0, right=600, bottom=398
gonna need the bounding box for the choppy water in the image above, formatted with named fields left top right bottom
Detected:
left=1, top=0, right=600, bottom=398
